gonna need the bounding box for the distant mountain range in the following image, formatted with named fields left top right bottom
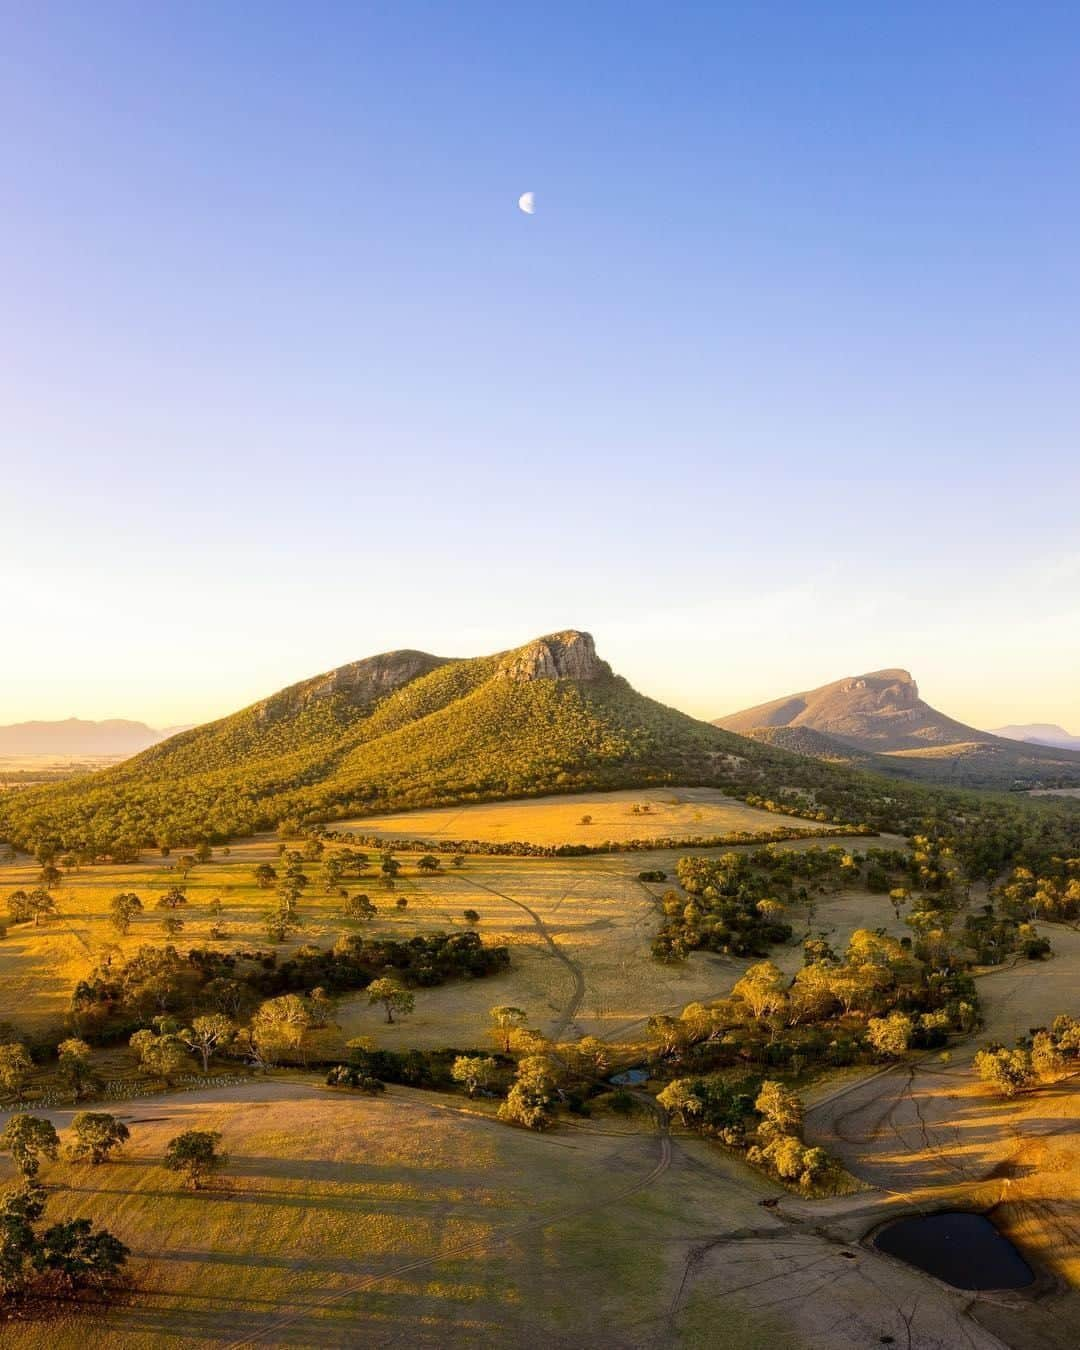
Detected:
left=991, top=723, right=1080, bottom=753
left=715, top=669, right=1080, bottom=788
left=0, top=718, right=188, bottom=758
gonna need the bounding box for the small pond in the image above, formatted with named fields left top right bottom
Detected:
left=609, top=1067, right=649, bottom=1087
left=873, top=1212, right=1034, bottom=1291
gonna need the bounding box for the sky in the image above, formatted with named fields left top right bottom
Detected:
left=2, top=2, right=1078, bottom=733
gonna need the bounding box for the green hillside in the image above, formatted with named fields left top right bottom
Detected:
left=0, top=632, right=784, bottom=853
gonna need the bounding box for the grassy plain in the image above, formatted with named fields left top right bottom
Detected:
left=0, top=1077, right=1007, bottom=1350
left=337, top=785, right=826, bottom=846
left=0, top=794, right=900, bottom=1049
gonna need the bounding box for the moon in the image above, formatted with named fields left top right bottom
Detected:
left=518, top=191, right=535, bottom=215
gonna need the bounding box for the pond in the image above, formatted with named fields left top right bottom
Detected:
left=873, top=1212, right=1034, bottom=1291
left=609, top=1067, right=649, bottom=1086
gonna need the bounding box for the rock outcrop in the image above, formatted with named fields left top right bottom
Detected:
left=496, top=630, right=607, bottom=683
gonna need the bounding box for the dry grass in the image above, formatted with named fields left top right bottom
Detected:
left=337, top=786, right=824, bottom=847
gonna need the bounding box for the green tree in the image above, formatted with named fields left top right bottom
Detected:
left=156, top=886, right=188, bottom=910
left=367, top=978, right=415, bottom=1024
left=344, top=893, right=377, bottom=921
left=163, top=1130, right=227, bottom=1190
left=417, top=854, right=440, bottom=873
left=489, top=1005, right=527, bottom=1052
left=250, top=994, right=313, bottom=1065
left=65, top=1113, right=130, bottom=1165
left=498, top=1056, right=556, bottom=1130
left=129, top=1029, right=190, bottom=1084
left=254, top=863, right=277, bottom=890
left=0, top=1043, right=33, bottom=1101
left=867, top=1012, right=914, bottom=1058
left=754, top=1081, right=804, bottom=1135
left=177, top=1014, right=235, bottom=1073
left=56, top=1037, right=100, bottom=1102
left=109, top=891, right=143, bottom=936
left=974, top=1046, right=1033, bottom=1097
left=0, top=1116, right=60, bottom=1178
left=451, top=1055, right=499, bottom=1098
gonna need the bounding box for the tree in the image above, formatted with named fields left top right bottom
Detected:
left=867, top=1012, right=913, bottom=1058
left=264, top=904, right=302, bottom=943
left=451, top=1055, right=499, bottom=1097
left=417, top=854, right=440, bottom=873
left=192, top=841, right=213, bottom=864
left=733, top=962, right=788, bottom=1020
left=974, top=1046, right=1033, bottom=1097
left=109, top=891, right=143, bottom=936
left=57, top=1037, right=100, bottom=1102
left=21, top=889, right=58, bottom=926
left=37, top=863, right=62, bottom=891
left=394, top=896, right=408, bottom=911
left=451, top=854, right=465, bottom=868
left=0, top=1181, right=128, bottom=1301
left=498, top=1056, right=556, bottom=1130
left=463, top=909, right=480, bottom=926
left=156, top=886, right=188, bottom=910
left=177, top=1014, right=235, bottom=1073
left=65, top=1113, right=130, bottom=1165
left=129, top=1029, right=190, bottom=1083
left=0, top=1043, right=33, bottom=1100
left=367, top=978, right=414, bottom=1024
left=160, top=913, right=185, bottom=938
left=754, top=1081, right=804, bottom=1136
left=344, top=893, right=377, bottom=921
left=250, top=994, right=312, bottom=1065
left=163, top=1130, right=227, bottom=1190
left=5, top=890, right=32, bottom=925
left=0, top=1116, right=59, bottom=1178
left=380, top=856, right=401, bottom=878
left=254, top=863, right=277, bottom=890
left=489, top=1005, right=528, bottom=1052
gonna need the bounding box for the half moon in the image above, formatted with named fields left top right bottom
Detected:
left=518, top=191, right=535, bottom=215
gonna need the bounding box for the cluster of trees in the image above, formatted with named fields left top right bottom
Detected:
left=657, top=1075, right=833, bottom=1191
left=646, top=925, right=980, bottom=1079
left=69, top=931, right=509, bottom=1043
left=996, top=860, right=1080, bottom=922
left=974, top=1015, right=1080, bottom=1097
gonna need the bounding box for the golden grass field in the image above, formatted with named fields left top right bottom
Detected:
left=337, top=786, right=826, bottom=847
left=0, top=1076, right=1017, bottom=1349
left=0, top=804, right=901, bottom=1051
left=1, top=791, right=1078, bottom=1345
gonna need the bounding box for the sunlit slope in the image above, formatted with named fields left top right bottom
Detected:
left=0, top=631, right=777, bottom=849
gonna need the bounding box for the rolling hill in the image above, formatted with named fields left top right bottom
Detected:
left=716, top=669, right=1080, bottom=788
left=0, top=631, right=819, bottom=852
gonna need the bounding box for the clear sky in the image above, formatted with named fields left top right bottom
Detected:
left=2, top=3, right=1078, bottom=733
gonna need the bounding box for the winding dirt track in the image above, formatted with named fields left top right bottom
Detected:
left=443, top=872, right=587, bottom=1040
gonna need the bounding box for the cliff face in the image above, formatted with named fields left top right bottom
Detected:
left=496, top=630, right=608, bottom=683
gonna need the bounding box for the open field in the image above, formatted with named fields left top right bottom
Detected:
left=0, top=828, right=905, bottom=1049
left=337, top=786, right=827, bottom=846
left=0, top=1076, right=1010, bottom=1349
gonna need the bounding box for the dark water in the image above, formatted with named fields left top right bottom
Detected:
left=873, top=1212, right=1034, bottom=1290
left=609, top=1067, right=648, bottom=1086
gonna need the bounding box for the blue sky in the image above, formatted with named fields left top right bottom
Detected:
left=2, top=2, right=1078, bottom=729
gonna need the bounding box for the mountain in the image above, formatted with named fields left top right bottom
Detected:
left=715, top=669, right=1080, bottom=788
left=0, top=631, right=807, bottom=851
left=0, top=718, right=180, bottom=758
left=992, top=723, right=1080, bottom=753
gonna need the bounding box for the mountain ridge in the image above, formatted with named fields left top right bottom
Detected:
left=716, top=669, right=1080, bottom=787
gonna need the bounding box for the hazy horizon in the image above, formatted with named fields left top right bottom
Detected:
left=3, top=4, right=1078, bottom=731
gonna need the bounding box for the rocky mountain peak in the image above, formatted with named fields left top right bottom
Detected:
left=496, top=630, right=607, bottom=684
